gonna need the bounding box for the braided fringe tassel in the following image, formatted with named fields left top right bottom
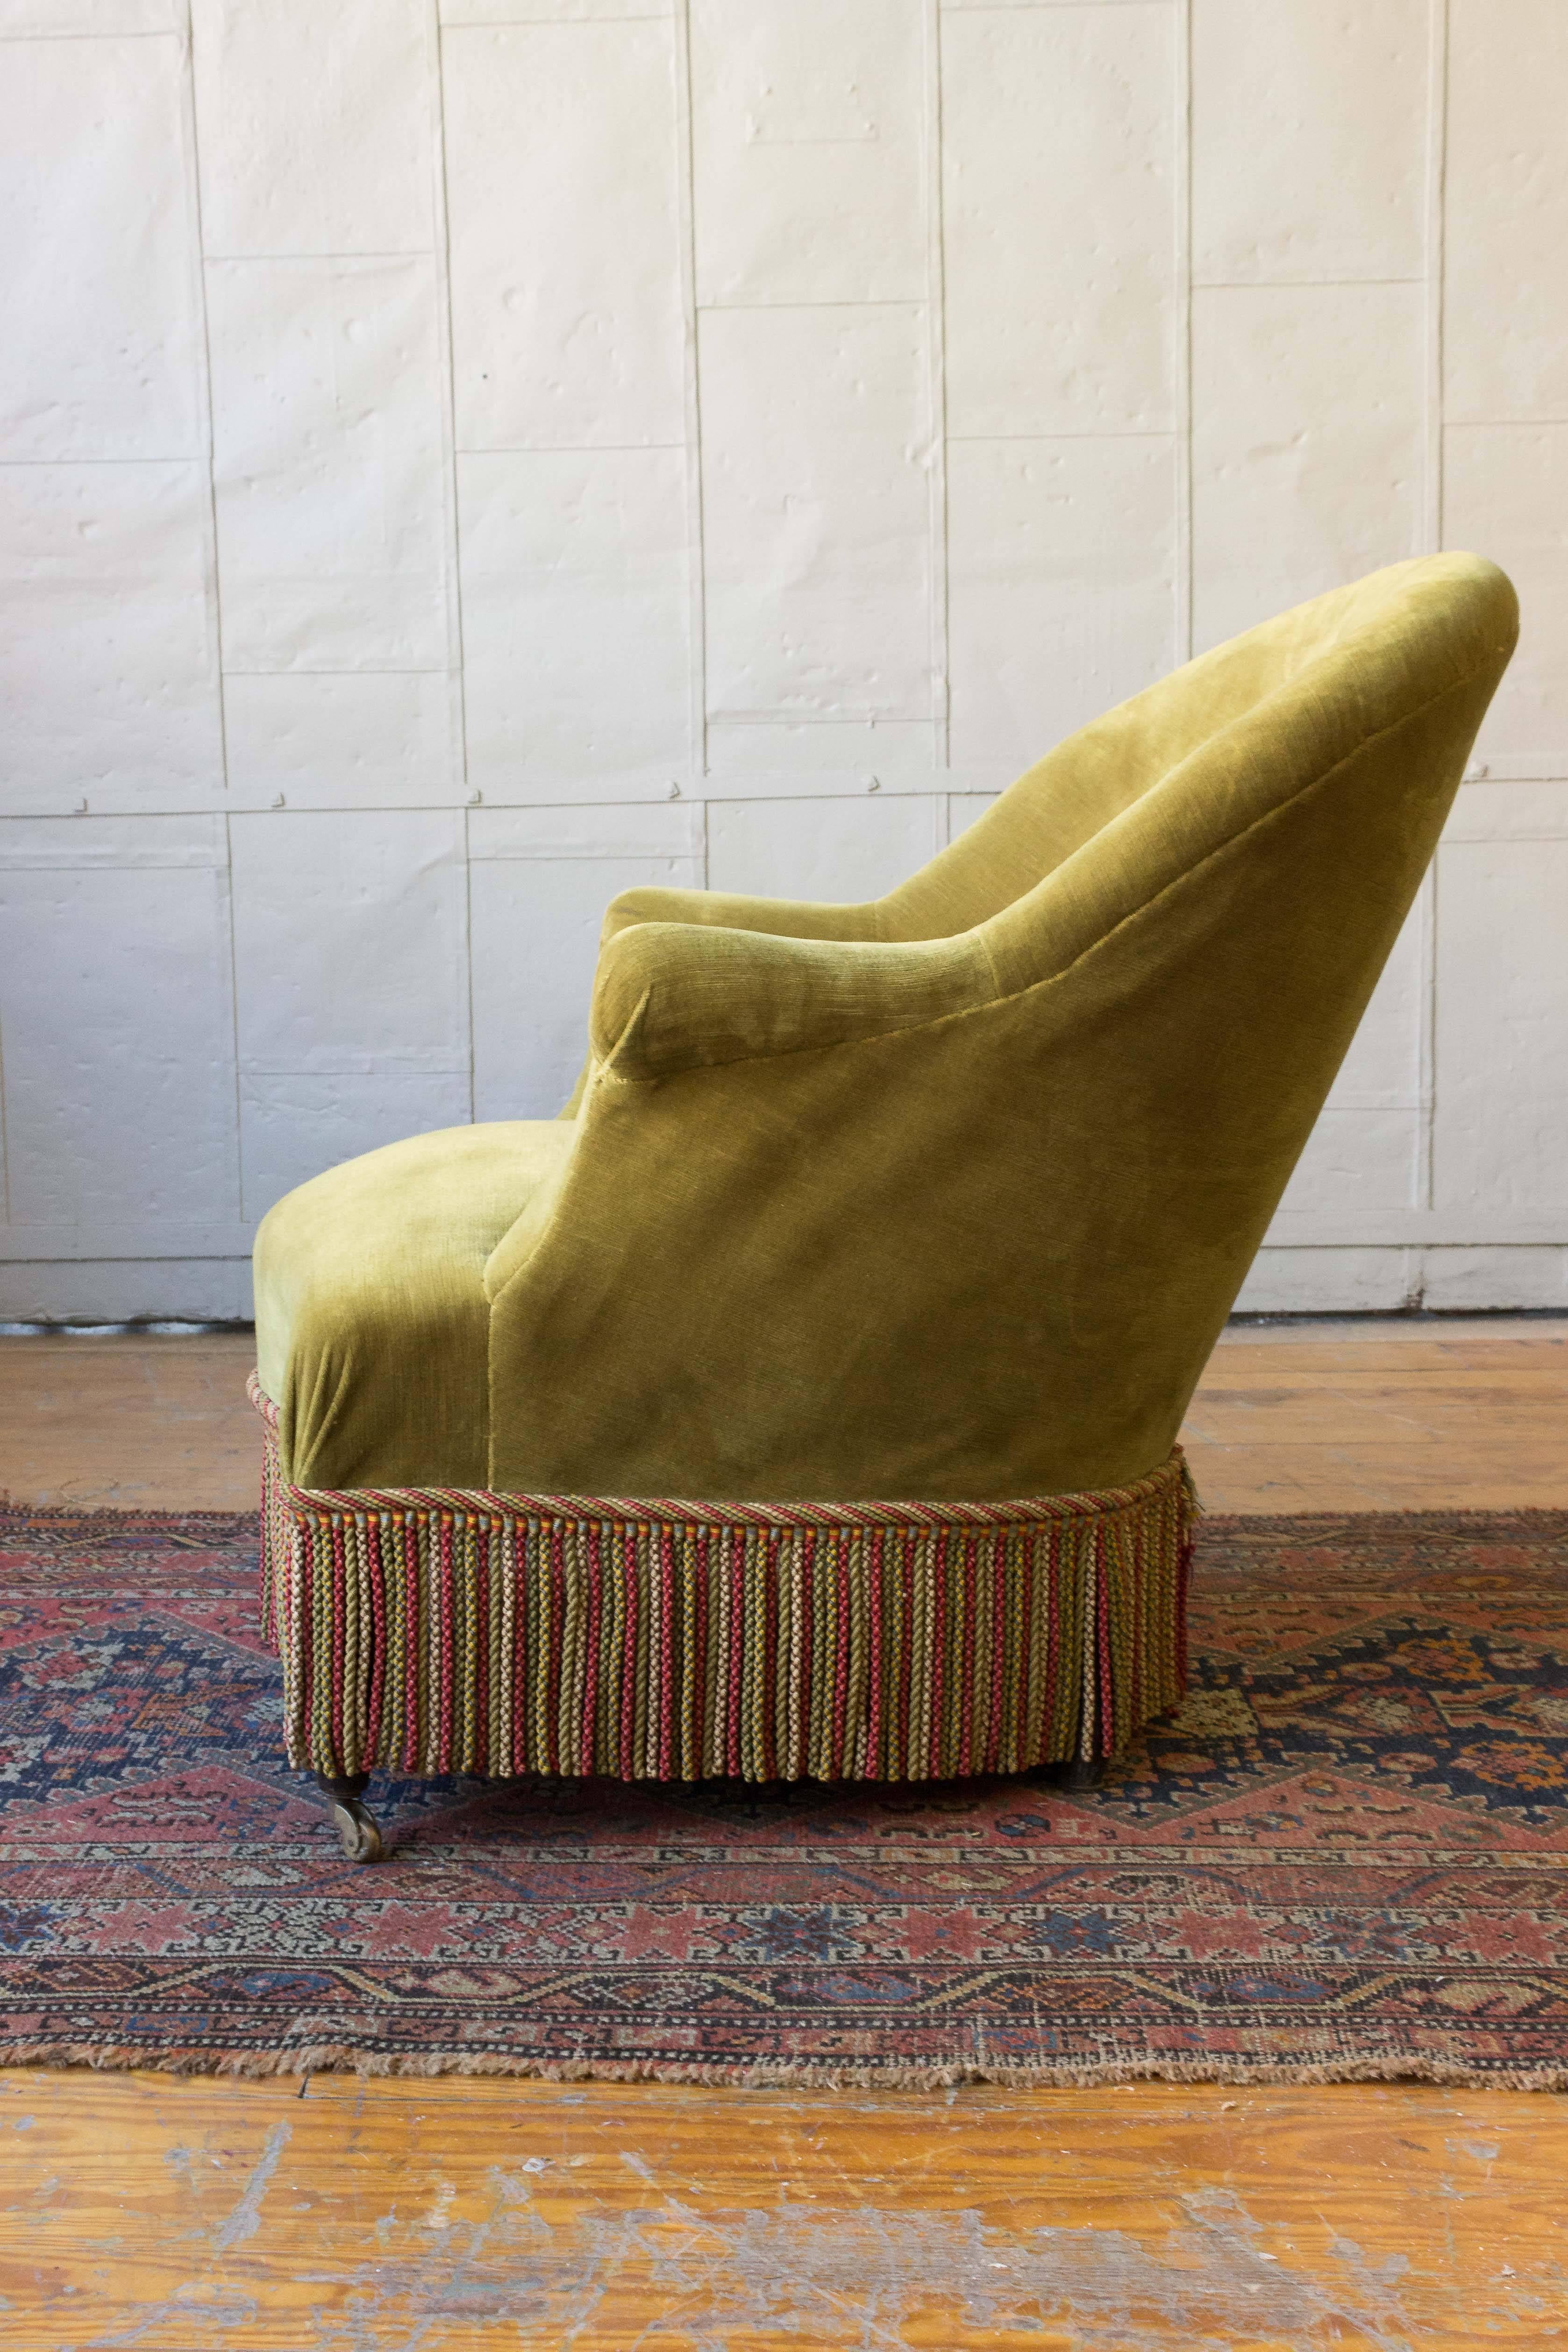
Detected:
left=249, top=1377, right=1196, bottom=1784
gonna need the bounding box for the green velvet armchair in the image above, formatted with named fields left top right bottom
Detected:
left=252, top=553, right=1517, bottom=1859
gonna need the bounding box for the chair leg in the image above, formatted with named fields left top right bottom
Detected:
left=315, top=1770, right=384, bottom=1864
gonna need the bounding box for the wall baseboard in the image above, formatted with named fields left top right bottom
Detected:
left=0, top=1260, right=254, bottom=1326
left=1, top=1247, right=1563, bottom=1326
left=1237, top=1245, right=1568, bottom=1315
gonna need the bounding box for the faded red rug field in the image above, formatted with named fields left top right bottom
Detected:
left=0, top=1504, right=1564, bottom=2088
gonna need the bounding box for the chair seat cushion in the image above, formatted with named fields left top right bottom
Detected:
left=254, top=1121, right=575, bottom=1490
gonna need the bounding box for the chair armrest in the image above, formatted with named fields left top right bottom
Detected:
left=589, top=920, right=997, bottom=1081
left=558, top=891, right=890, bottom=1108
left=601, top=884, right=883, bottom=948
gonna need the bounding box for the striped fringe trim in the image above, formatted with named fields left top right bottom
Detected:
left=251, top=1375, right=1197, bottom=1784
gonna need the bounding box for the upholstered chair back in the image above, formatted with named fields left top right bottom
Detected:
left=480, top=555, right=1515, bottom=1504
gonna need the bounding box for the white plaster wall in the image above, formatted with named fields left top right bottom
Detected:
left=1, top=0, right=1565, bottom=1319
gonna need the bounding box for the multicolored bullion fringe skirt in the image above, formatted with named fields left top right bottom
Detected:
left=251, top=1376, right=1197, bottom=1784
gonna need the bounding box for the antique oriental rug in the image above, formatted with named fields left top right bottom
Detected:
left=0, top=1504, right=1564, bottom=2088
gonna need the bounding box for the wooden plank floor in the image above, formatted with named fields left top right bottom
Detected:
left=3, top=2070, right=1563, bottom=2350
left=4, top=1313, right=1566, bottom=1516
left=1185, top=1315, right=1568, bottom=1513
left=1, top=1314, right=1566, bottom=2348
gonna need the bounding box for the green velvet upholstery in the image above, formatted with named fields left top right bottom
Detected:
left=257, top=1121, right=573, bottom=1492
left=256, top=555, right=1517, bottom=1502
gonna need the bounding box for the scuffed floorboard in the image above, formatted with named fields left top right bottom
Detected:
left=1, top=2070, right=1564, bottom=2348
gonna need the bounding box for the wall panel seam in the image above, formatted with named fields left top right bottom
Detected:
left=440, top=11, right=667, bottom=23
left=1425, top=0, right=1448, bottom=556
left=430, top=0, right=472, bottom=825
left=221, top=811, right=246, bottom=1225
left=0, top=456, right=213, bottom=468
left=1192, top=277, right=1425, bottom=292
left=179, top=0, right=243, bottom=1224
left=674, top=0, right=707, bottom=782
left=463, top=804, right=478, bottom=1121
left=456, top=443, right=686, bottom=455
left=177, top=0, right=227, bottom=793
left=0, top=27, right=174, bottom=42
left=695, top=299, right=931, bottom=314
left=0, top=1010, right=9, bottom=1226
left=218, top=666, right=453, bottom=678
left=1421, top=0, right=1450, bottom=1213
left=927, top=0, right=951, bottom=762
left=200, top=249, right=437, bottom=263
left=946, top=430, right=1183, bottom=445
left=1175, top=0, right=1192, bottom=663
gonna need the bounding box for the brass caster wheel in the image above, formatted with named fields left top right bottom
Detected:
left=315, top=1771, right=384, bottom=1864
left=330, top=1795, right=383, bottom=1863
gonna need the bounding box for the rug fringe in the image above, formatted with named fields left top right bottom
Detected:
left=5, top=2040, right=1567, bottom=2094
